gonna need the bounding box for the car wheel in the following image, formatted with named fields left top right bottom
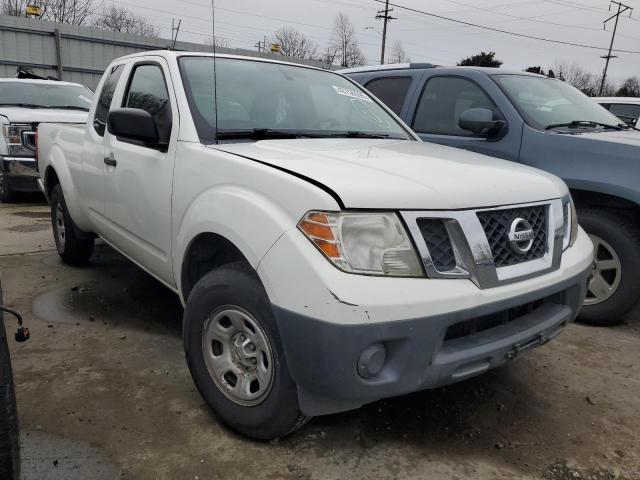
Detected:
left=50, top=184, right=94, bottom=265
left=183, top=261, right=309, bottom=440
left=0, top=287, right=20, bottom=480
left=0, top=171, right=16, bottom=203
left=577, top=208, right=640, bottom=326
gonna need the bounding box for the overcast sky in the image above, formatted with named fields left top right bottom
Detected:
left=113, top=0, right=639, bottom=84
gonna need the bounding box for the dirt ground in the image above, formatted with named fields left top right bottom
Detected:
left=1, top=200, right=639, bottom=480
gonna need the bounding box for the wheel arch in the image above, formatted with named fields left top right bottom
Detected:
left=570, top=188, right=640, bottom=222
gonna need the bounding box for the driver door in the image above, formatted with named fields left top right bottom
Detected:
left=101, top=57, right=178, bottom=286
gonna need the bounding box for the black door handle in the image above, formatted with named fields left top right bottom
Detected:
left=104, top=157, right=117, bottom=167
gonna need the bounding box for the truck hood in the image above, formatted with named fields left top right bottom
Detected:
left=573, top=129, right=640, bottom=147
left=211, top=139, right=567, bottom=209
left=0, top=107, right=88, bottom=124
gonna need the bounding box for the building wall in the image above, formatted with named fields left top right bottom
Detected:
left=0, top=15, right=330, bottom=89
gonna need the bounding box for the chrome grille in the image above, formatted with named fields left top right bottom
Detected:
left=477, top=206, right=547, bottom=267
left=417, top=219, right=456, bottom=272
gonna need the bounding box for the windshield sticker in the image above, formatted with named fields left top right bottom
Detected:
left=332, top=86, right=373, bottom=103
left=78, top=95, right=93, bottom=104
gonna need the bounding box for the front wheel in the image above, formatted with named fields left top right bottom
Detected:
left=50, top=184, right=94, bottom=265
left=183, top=262, right=308, bottom=440
left=578, top=209, right=640, bottom=326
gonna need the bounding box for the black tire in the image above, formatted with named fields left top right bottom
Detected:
left=50, top=184, right=94, bottom=265
left=0, top=288, right=20, bottom=480
left=577, top=208, right=640, bottom=326
left=0, top=170, right=16, bottom=203
left=183, top=261, right=309, bottom=440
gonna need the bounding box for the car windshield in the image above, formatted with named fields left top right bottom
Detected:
left=493, top=74, right=623, bottom=130
left=0, top=82, right=93, bottom=111
left=178, top=56, right=411, bottom=142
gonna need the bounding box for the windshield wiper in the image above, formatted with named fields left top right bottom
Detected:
left=0, top=103, right=42, bottom=109
left=545, top=120, right=624, bottom=131
left=216, top=128, right=321, bottom=140
left=46, top=105, right=90, bottom=111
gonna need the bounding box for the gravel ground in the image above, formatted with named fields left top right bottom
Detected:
left=1, top=201, right=639, bottom=480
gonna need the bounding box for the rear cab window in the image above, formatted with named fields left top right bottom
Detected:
left=364, top=77, right=413, bottom=115
left=93, top=64, right=124, bottom=136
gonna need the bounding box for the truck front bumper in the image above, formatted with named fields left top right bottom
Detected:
left=258, top=227, right=594, bottom=416
left=1, top=156, right=40, bottom=193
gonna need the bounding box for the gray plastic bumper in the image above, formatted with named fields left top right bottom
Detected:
left=272, top=265, right=591, bottom=417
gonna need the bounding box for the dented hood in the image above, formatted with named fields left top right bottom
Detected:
left=210, top=138, right=567, bottom=210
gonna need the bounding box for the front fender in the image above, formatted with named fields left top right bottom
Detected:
left=173, top=184, right=298, bottom=303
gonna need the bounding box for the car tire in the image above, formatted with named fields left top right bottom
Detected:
left=577, top=208, right=640, bottom=326
left=0, top=287, right=21, bottom=480
left=50, top=184, right=94, bottom=265
left=183, top=261, right=309, bottom=440
left=0, top=171, right=16, bottom=203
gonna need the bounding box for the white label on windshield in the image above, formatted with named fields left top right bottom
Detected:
left=78, top=95, right=92, bottom=104
left=332, top=86, right=373, bottom=103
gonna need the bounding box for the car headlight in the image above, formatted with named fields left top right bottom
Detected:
left=562, top=195, right=578, bottom=250
left=298, top=211, right=424, bottom=276
left=1, top=119, right=33, bottom=157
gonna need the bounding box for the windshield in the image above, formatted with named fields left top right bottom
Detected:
left=178, top=56, right=411, bottom=142
left=0, top=82, right=93, bottom=111
left=493, top=74, right=623, bottom=130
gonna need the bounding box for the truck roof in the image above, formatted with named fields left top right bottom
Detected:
left=338, top=64, right=545, bottom=78
left=0, top=78, right=88, bottom=87
left=112, top=50, right=331, bottom=73
left=593, top=97, right=640, bottom=104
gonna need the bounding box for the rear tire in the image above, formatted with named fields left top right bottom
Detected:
left=183, top=261, right=309, bottom=440
left=0, top=286, right=20, bottom=480
left=50, top=184, right=94, bottom=265
left=577, top=209, right=640, bottom=326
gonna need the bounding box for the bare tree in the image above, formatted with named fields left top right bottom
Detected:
left=271, top=27, right=318, bottom=59
left=387, top=40, right=410, bottom=64
left=41, top=0, right=96, bottom=25
left=93, top=5, right=158, bottom=37
left=551, top=61, right=615, bottom=96
left=204, top=36, right=230, bottom=48
left=616, top=76, right=640, bottom=97
left=330, top=12, right=366, bottom=67
left=0, top=0, right=28, bottom=16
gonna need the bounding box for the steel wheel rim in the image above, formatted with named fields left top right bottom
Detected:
left=585, top=234, right=622, bottom=306
left=202, top=306, right=274, bottom=406
left=55, top=203, right=66, bottom=248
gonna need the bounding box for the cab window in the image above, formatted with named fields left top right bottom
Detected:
left=93, top=64, right=123, bottom=136
left=123, top=64, right=172, bottom=146
left=413, top=76, right=500, bottom=136
left=364, top=77, right=412, bottom=115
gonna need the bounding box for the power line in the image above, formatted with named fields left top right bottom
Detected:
left=599, top=1, right=633, bottom=95
left=373, top=0, right=640, bottom=54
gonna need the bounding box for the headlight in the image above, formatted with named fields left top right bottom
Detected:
left=1, top=120, right=33, bottom=157
left=298, top=211, right=424, bottom=277
left=562, top=195, right=578, bottom=250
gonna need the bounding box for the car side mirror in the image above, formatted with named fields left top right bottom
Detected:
left=458, top=108, right=507, bottom=140
left=107, top=108, right=160, bottom=148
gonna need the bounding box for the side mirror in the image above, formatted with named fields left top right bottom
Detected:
left=458, top=108, right=506, bottom=140
left=107, top=108, right=159, bottom=147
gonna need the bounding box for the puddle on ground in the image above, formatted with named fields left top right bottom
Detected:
left=9, top=223, right=50, bottom=233
left=11, top=211, right=50, bottom=219
left=33, top=248, right=182, bottom=334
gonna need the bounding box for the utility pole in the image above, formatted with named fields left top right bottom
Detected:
left=599, top=1, right=633, bottom=96
left=376, top=0, right=396, bottom=65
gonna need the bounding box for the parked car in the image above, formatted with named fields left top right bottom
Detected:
left=594, top=97, right=640, bottom=128
left=0, top=78, right=94, bottom=202
left=38, top=51, right=593, bottom=440
left=0, top=280, right=20, bottom=480
left=344, top=64, right=640, bottom=325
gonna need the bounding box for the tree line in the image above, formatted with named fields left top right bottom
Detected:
left=1, top=0, right=159, bottom=37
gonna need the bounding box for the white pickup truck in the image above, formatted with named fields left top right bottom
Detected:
left=37, top=51, right=594, bottom=440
